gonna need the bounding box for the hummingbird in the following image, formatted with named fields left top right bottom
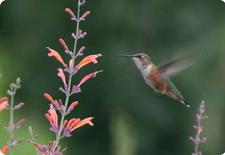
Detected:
left=115, top=52, right=199, bottom=107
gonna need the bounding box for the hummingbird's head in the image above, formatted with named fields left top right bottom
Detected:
left=132, top=53, right=151, bottom=70
left=114, top=52, right=152, bottom=71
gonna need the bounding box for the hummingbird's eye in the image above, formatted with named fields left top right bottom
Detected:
left=136, top=55, right=142, bottom=59
left=140, top=55, right=145, bottom=59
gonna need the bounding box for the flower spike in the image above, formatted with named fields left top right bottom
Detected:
left=42, top=0, right=102, bottom=152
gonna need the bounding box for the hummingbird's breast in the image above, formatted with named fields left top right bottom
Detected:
left=140, top=64, right=156, bottom=89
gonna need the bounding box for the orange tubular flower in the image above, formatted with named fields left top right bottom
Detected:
left=0, top=145, right=8, bottom=155
left=45, top=107, right=58, bottom=132
left=57, top=68, right=66, bottom=87
left=65, top=8, right=76, bottom=19
left=66, top=101, right=79, bottom=114
left=47, top=47, right=67, bottom=67
left=63, top=117, right=94, bottom=137
left=15, top=118, right=26, bottom=127
left=59, top=38, right=69, bottom=52
left=43, top=93, right=55, bottom=103
left=43, top=93, right=61, bottom=112
left=80, top=11, right=91, bottom=20
left=77, top=70, right=103, bottom=88
left=0, top=97, right=8, bottom=112
left=76, top=54, right=102, bottom=71
left=71, top=117, right=94, bottom=131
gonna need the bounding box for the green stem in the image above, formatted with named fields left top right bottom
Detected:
left=73, top=0, right=81, bottom=55
left=54, top=0, right=81, bottom=148
left=29, top=126, right=39, bottom=155
left=8, top=93, right=15, bottom=155
left=54, top=74, right=72, bottom=147
left=194, top=113, right=202, bottom=155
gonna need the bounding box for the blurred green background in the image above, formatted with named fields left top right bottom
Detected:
left=1, top=0, right=225, bottom=154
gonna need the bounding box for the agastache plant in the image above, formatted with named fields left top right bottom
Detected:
left=0, top=78, right=26, bottom=155
left=33, top=0, right=102, bottom=154
left=190, top=101, right=207, bottom=155
left=7, top=78, right=25, bottom=155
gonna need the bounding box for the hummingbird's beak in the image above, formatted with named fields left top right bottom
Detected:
left=114, top=54, right=136, bottom=58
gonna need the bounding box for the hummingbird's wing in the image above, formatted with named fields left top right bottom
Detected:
left=158, top=51, right=200, bottom=78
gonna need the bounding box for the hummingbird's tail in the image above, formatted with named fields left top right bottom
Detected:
left=179, top=99, right=190, bottom=108
left=166, top=90, right=190, bottom=108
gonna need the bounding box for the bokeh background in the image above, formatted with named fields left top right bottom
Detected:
left=0, top=0, right=225, bottom=154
